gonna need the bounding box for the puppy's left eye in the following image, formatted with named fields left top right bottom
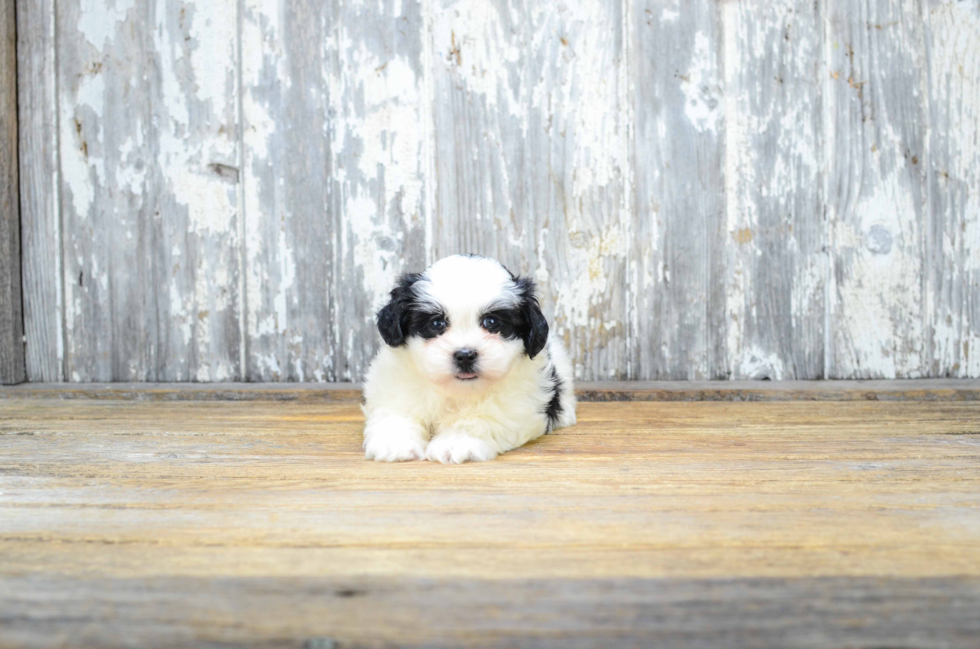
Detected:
left=481, top=316, right=499, bottom=332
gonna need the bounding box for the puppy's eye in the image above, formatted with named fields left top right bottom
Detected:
left=481, top=316, right=499, bottom=332
left=430, top=318, right=447, bottom=332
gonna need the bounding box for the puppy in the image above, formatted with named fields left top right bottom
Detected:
left=362, top=255, right=576, bottom=463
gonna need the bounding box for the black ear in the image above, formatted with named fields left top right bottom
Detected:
left=377, top=273, right=422, bottom=347
left=515, top=277, right=549, bottom=359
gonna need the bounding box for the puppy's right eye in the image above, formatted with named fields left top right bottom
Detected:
left=430, top=318, right=447, bottom=332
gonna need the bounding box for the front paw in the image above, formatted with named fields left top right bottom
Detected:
left=425, top=434, right=498, bottom=464
left=363, top=420, right=427, bottom=462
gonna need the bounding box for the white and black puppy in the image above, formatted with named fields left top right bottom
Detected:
left=362, top=255, right=576, bottom=463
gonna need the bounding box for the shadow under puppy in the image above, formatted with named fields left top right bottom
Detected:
left=363, top=255, right=577, bottom=463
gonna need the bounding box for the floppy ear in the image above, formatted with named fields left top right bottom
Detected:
left=377, top=273, right=422, bottom=347
left=515, top=277, right=549, bottom=359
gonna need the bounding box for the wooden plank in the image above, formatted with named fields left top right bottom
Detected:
left=0, top=0, right=25, bottom=384
left=720, top=1, right=825, bottom=379
left=572, top=377, right=980, bottom=402
left=925, top=1, right=980, bottom=377
left=2, top=378, right=980, bottom=402
left=2, top=575, right=979, bottom=649
left=57, top=0, right=242, bottom=381
left=16, top=0, right=61, bottom=382
left=240, top=0, right=335, bottom=381
left=1, top=399, right=978, bottom=578
left=825, top=0, right=930, bottom=378
left=242, top=0, right=427, bottom=382
left=429, top=0, right=631, bottom=380
left=0, top=399, right=979, bottom=645
left=631, top=0, right=725, bottom=380
left=328, top=0, right=428, bottom=381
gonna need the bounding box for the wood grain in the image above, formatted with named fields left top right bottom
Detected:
left=1, top=399, right=978, bottom=646
left=56, top=0, right=242, bottom=381
left=0, top=0, right=24, bottom=384
left=16, top=0, right=61, bottom=382
left=826, top=0, right=930, bottom=378
left=328, top=0, right=428, bottom=382
left=429, top=0, right=631, bottom=380
left=925, top=1, right=980, bottom=377
left=241, top=0, right=335, bottom=382
left=2, top=378, right=979, bottom=402
left=3, top=576, right=979, bottom=649
left=631, top=0, right=724, bottom=380
left=721, top=0, right=825, bottom=380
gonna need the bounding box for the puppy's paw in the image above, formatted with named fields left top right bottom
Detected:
left=363, top=420, right=427, bottom=462
left=425, top=434, right=498, bottom=464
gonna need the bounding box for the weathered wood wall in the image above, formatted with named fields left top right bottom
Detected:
left=15, top=0, right=980, bottom=382
left=1, top=0, right=25, bottom=384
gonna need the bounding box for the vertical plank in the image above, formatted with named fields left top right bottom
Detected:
left=17, top=0, right=61, bottom=381
left=330, top=0, right=429, bottom=381
left=0, top=0, right=25, bottom=384
left=527, top=0, right=631, bottom=381
left=428, top=0, right=528, bottom=270
left=58, top=0, right=242, bottom=381
left=429, top=0, right=631, bottom=380
left=631, top=0, right=724, bottom=380
left=242, top=0, right=426, bottom=382
left=720, top=1, right=825, bottom=379
left=926, top=0, right=980, bottom=378
left=241, top=0, right=335, bottom=381
left=825, top=0, right=930, bottom=378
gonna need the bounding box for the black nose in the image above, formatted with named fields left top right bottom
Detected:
left=454, top=349, right=478, bottom=365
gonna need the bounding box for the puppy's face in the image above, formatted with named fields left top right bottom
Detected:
left=376, top=256, right=549, bottom=390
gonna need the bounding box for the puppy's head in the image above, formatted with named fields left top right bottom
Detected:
left=377, top=255, right=548, bottom=389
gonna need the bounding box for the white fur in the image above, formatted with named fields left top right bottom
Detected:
left=363, top=255, right=577, bottom=463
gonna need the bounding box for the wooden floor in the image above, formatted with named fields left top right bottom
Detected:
left=2, top=390, right=980, bottom=647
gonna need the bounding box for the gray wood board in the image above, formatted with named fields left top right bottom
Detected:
left=631, top=0, right=725, bottom=380
left=0, top=0, right=25, bottom=384
left=2, top=379, right=979, bottom=402
left=2, top=575, right=979, bottom=649
left=429, top=0, right=631, bottom=379
left=826, top=0, right=930, bottom=378
left=56, top=0, right=242, bottom=381
left=241, top=0, right=427, bottom=382
left=15, top=0, right=980, bottom=382
left=241, top=0, right=338, bottom=382
left=925, top=1, right=980, bottom=377
left=16, top=0, right=60, bottom=382
left=720, top=0, right=825, bottom=380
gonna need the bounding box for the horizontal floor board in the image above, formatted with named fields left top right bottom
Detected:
left=2, top=379, right=980, bottom=401
left=1, top=399, right=978, bottom=647
left=3, top=575, right=980, bottom=649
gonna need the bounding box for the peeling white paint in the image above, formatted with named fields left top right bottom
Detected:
left=431, top=1, right=523, bottom=116
left=682, top=30, right=721, bottom=133
left=60, top=73, right=105, bottom=219
left=927, top=1, right=980, bottom=377
left=330, top=2, right=428, bottom=363
left=835, top=157, right=924, bottom=378
left=77, top=0, right=135, bottom=49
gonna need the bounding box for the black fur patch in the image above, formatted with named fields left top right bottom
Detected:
left=478, top=306, right=523, bottom=340
left=512, top=276, right=549, bottom=359
left=545, top=365, right=564, bottom=432
left=377, top=273, right=447, bottom=346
